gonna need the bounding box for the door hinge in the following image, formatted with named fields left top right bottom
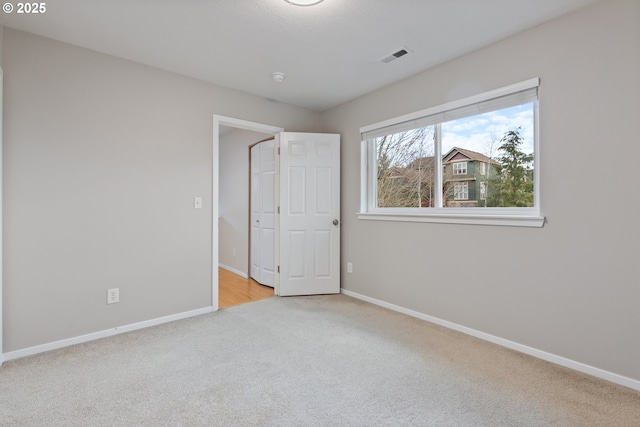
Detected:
left=278, top=147, right=280, bottom=155
left=277, top=206, right=280, bottom=214
left=277, top=265, right=280, bottom=273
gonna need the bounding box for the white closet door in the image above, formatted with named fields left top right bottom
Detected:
left=250, top=144, right=260, bottom=281
left=250, top=140, right=275, bottom=287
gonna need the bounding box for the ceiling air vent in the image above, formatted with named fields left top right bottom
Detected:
left=378, top=47, right=412, bottom=64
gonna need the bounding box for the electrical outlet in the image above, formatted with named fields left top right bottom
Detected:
left=107, top=288, right=119, bottom=304
left=347, top=262, right=353, bottom=273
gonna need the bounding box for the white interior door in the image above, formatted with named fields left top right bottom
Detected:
left=250, top=140, right=275, bottom=287
left=276, top=132, right=340, bottom=296
left=250, top=144, right=260, bottom=281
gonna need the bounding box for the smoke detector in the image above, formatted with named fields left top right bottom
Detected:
left=284, top=0, right=324, bottom=5
left=272, top=72, right=286, bottom=83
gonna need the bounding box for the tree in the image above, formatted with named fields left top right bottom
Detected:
left=376, top=127, right=435, bottom=207
left=487, top=128, right=534, bottom=207
left=477, top=128, right=500, bottom=207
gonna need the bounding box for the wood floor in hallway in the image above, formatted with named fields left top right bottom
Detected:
left=218, top=268, right=274, bottom=309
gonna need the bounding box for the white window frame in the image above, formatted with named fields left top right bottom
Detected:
left=453, top=162, right=467, bottom=175
left=358, top=78, right=544, bottom=228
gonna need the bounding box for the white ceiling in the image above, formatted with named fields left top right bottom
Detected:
left=0, top=0, right=599, bottom=111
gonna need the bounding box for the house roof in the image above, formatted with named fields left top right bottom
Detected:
left=406, top=156, right=435, bottom=170
left=443, top=147, right=499, bottom=165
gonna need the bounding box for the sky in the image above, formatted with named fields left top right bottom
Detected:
left=441, top=103, right=535, bottom=157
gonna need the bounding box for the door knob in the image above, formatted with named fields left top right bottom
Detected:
left=333, top=219, right=340, bottom=226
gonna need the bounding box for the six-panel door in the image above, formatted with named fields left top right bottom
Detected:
left=276, top=133, right=340, bottom=296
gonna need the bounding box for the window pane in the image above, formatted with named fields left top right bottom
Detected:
left=454, top=182, right=468, bottom=200
left=441, top=103, right=534, bottom=208
left=375, top=126, right=435, bottom=207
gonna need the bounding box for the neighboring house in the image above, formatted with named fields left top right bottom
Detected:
left=380, top=148, right=499, bottom=208
left=442, top=147, right=500, bottom=207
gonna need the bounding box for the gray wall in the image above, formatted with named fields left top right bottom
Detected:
left=321, top=0, right=640, bottom=381
left=2, top=28, right=320, bottom=352
left=219, top=128, right=272, bottom=275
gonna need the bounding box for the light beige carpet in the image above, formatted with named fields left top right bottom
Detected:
left=1, top=294, right=639, bottom=426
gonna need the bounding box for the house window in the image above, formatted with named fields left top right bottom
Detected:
left=454, top=182, right=468, bottom=200
left=359, top=78, right=543, bottom=227
left=453, top=162, right=467, bottom=175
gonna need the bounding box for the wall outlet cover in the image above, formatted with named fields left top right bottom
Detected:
left=107, top=288, right=120, bottom=304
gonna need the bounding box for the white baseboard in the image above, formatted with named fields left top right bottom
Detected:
left=2, top=306, right=214, bottom=362
left=219, top=264, right=248, bottom=278
left=341, top=289, right=640, bottom=392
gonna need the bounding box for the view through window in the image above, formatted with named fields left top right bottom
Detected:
left=373, top=102, right=535, bottom=209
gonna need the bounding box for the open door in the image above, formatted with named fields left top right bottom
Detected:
left=275, top=132, right=340, bottom=296
left=249, top=139, right=276, bottom=287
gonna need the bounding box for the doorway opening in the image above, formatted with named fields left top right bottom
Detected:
left=219, top=135, right=276, bottom=308
left=213, top=116, right=283, bottom=310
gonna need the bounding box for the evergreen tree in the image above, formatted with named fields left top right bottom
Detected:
left=488, top=128, right=534, bottom=207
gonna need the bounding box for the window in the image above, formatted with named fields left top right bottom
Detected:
left=359, top=78, right=543, bottom=227
left=453, top=162, right=467, bottom=175
left=454, top=182, right=468, bottom=200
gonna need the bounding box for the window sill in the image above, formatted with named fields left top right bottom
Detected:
left=357, top=212, right=545, bottom=228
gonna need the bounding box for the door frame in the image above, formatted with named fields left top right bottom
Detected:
left=212, top=115, right=283, bottom=310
